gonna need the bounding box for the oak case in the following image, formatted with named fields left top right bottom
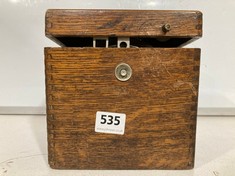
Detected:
left=45, top=10, right=202, bottom=169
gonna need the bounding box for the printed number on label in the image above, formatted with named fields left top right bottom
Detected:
left=100, top=115, right=120, bottom=125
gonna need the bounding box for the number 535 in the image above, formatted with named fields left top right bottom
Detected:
left=100, top=115, right=120, bottom=125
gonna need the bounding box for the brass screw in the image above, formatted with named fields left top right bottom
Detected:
left=162, top=24, right=171, bottom=32
left=120, top=69, right=127, bottom=77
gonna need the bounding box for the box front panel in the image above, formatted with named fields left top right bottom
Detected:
left=45, top=48, right=200, bottom=169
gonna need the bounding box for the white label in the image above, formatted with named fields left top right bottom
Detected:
left=95, top=111, right=126, bottom=135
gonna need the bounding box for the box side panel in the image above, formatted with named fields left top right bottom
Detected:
left=45, top=48, right=58, bottom=168
left=45, top=48, right=200, bottom=169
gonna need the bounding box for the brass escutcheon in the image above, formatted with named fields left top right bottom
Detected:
left=115, top=63, right=132, bottom=81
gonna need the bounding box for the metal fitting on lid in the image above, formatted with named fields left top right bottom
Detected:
left=162, top=24, right=171, bottom=32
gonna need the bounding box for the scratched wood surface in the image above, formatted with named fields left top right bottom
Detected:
left=45, top=10, right=202, bottom=38
left=45, top=48, right=200, bottom=169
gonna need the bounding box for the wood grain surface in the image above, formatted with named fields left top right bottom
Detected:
left=45, top=48, right=200, bottom=169
left=45, top=9, right=202, bottom=38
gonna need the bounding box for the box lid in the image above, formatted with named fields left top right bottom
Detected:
left=45, top=10, right=202, bottom=47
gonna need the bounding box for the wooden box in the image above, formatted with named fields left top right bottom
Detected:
left=45, top=10, right=202, bottom=169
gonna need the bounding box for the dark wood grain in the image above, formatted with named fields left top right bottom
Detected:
left=45, top=48, right=200, bottom=169
left=45, top=9, right=202, bottom=38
